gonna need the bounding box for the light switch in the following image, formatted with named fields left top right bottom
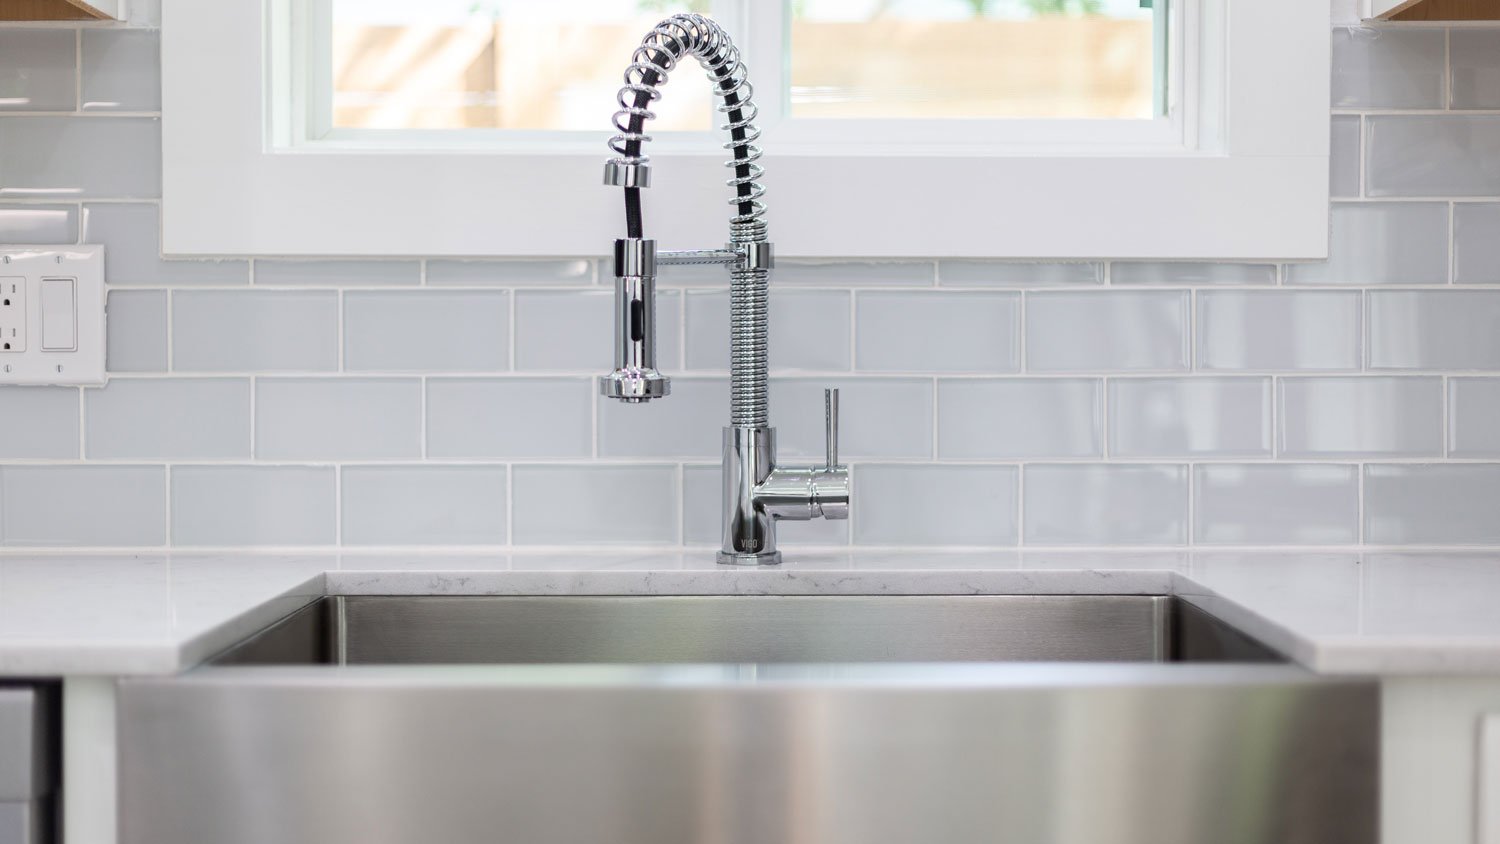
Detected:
left=40, top=277, right=77, bottom=352
left=0, top=247, right=104, bottom=386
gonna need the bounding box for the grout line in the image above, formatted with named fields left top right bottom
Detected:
left=73, top=29, right=82, bottom=112
left=76, top=386, right=85, bottom=458
left=676, top=463, right=685, bottom=546
left=504, top=464, right=514, bottom=547
left=847, top=290, right=858, bottom=370
left=162, top=463, right=171, bottom=546
left=1271, top=376, right=1282, bottom=459
left=1444, top=28, right=1452, bottom=110
left=336, top=290, right=345, bottom=372
left=164, top=288, right=173, bottom=371
left=1358, top=115, right=1367, bottom=200
left=12, top=541, right=1500, bottom=556
left=929, top=377, right=939, bottom=460
left=1015, top=465, right=1025, bottom=547
left=419, top=377, right=428, bottom=460
left=1448, top=202, right=1456, bottom=284
left=1185, top=462, right=1194, bottom=546
left=334, top=464, right=342, bottom=546
left=1357, top=462, right=1366, bottom=545
left=248, top=375, right=257, bottom=458
left=0, top=455, right=1477, bottom=468
left=507, top=290, right=517, bottom=372
left=1442, top=374, right=1451, bottom=458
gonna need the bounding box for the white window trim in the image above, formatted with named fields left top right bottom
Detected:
left=161, top=0, right=1330, bottom=260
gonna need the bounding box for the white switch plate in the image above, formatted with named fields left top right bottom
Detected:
left=0, top=247, right=105, bottom=386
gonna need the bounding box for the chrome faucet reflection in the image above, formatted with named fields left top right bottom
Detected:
left=599, top=14, right=849, bottom=566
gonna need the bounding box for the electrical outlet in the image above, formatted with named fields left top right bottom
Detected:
left=0, top=277, right=24, bottom=353
left=0, top=248, right=104, bottom=386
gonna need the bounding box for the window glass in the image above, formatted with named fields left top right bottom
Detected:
left=330, top=0, right=711, bottom=131
left=791, top=0, right=1163, bottom=120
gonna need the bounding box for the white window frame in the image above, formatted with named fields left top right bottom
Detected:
left=161, top=0, right=1330, bottom=259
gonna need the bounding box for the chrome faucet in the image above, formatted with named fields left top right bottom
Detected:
left=599, top=14, right=850, bottom=566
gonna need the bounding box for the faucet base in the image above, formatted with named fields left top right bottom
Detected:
left=716, top=549, right=783, bottom=567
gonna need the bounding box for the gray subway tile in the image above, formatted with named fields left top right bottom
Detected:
left=684, top=464, right=848, bottom=547
left=1454, top=204, right=1500, bottom=285
left=1367, top=116, right=1500, bottom=197
left=853, top=465, right=1018, bottom=547
left=173, top=290, right=338, bottom=372
left=1026, top=291, right=1189, bottom=373
left=253, top=260, right=419, bottom=286
left=0, top=30, right=76, bottom=112
left=172, top=467, right=334, bottom=547
left=1369, top=291, right=1500, bottom=370
left=1285, top=203, right=1448, bottom=286
left=1023, top=464, right=1188, bottom=546
left=345, top=291, right=508, bottom=372
left=1194, top=464, right=1358, bottom=545
left=685, top=289, right=850, bottom=372
left=342, top=466, right=507, bottom=546
left=1448, top=378, right=1500, bottom=457
left=1331, top=27, right=1445, bottom=109
left=770, top=377, right=933, bottom=460
left=427, top=378, right=591, bottom=459
left=80, top=29, right=160, bottom=112
left=1330, top=116, right=1361, bottom=199
left=86, top=378, right=250, bottom=459
left=512, top=466, right=677, bottom=545
left=255, top=378, right=421, bottom=460
left=2, top=466, right=164, bottom=547
left=1109, top=378, right=1271, bottom=458
left=0, top=204, right=76, bottom=244
left=514, top=289, right=681, bottom=372
left=1365, top=465, right=1500, bottom=545
left=427, top=259, right=591, bottom=285
left=82, top=203, right=247, bottom=285
left=1197, top=290, right=1362, bottom=372
left=106, top=290, right=167, bottom=372
left=0, top=387, right=78, bottom=458
left=1279, top=377, right=1442, bottom=457
left=774, top=261, right=934, bottom=286
left=937, top=378, right=1101, bottom=459
left=1450, top=30, right=1500, bottom=110
left=598, top=378, right=726, bottom=459
left=856, top=291, right=1019, bottom=373
left=939, top=261, right=1103, bottom=287
left=0, top=117, right=160, bottom=198
left=1110, top=263, right=1276, bottom=286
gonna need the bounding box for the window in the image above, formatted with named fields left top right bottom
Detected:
left=162, top=0, right=1330, bottom=259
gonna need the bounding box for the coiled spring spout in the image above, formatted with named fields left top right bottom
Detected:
left=599, top=14, right=770, bottom=427
left=599, top=16, right=848, bottom=567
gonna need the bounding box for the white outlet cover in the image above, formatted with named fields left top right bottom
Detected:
left=0, top=246, right=106, bottom=386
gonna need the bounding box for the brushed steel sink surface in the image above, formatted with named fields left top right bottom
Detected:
left=214, top=595, right=1269, bottom=666
left=119, top=596, right=1378, bottom=844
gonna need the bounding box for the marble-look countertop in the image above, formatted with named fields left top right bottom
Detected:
left=1, top=550, right=1496, bottom=676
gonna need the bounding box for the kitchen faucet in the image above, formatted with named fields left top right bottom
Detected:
left=599, top=14, right=850, bottom=566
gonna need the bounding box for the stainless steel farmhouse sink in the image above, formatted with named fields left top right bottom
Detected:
left=118, top=596, right=1377, bottom=844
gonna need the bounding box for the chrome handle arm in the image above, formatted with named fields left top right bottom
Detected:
left=825, top=388, right=840, bottom=470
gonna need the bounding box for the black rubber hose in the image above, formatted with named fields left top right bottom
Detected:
left=622, top=37, right=757, bottom=239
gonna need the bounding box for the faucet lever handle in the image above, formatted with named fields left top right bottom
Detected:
left=824, top=388, right=840, bottom=470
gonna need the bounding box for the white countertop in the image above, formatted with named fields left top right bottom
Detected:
left=1, top=550, right=1497, bottom=676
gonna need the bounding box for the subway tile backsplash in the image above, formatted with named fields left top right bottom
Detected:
left=2, top=21, right=1500, bottom=551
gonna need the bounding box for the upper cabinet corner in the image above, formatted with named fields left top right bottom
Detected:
left=0, top=0, right=120, bottom=21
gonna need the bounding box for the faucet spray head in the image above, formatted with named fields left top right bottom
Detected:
left=600, top=238, right=671, bottom=403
